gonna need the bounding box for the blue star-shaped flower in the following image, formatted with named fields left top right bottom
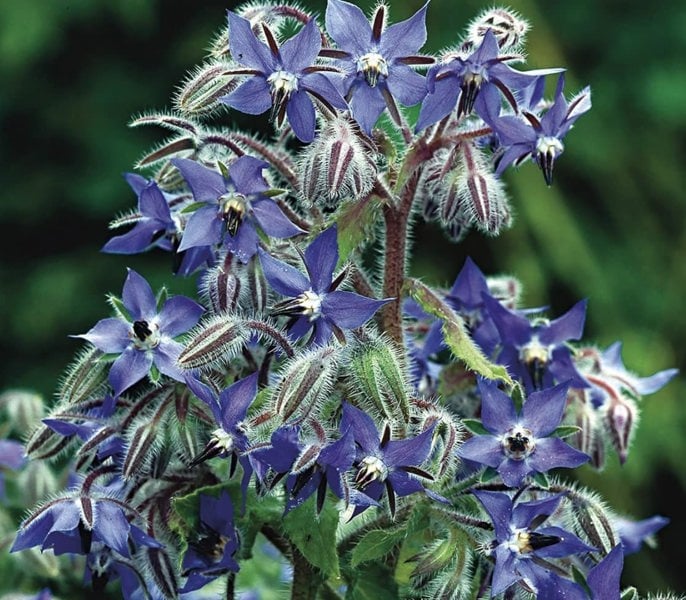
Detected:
left=324, top=0, right=430, bottom=134
left=185, top=373, right=259, bottom=499
left=102, top=175, right=176, bottom=255
left=341, top=402, right=435, bottom=517
left=458, top=380, right=589, bottom=487
left=11, top=491, right=158, bottom=558
left=259, top=226, right=390, bottom=346
left=221, top=13, right=347, bottom=142
left=181, top=490, right=240, bottom=592
left=416, top=29, right=559, bottom=131
left=473, top=490, right=595, bottom=598
left=489, top=74, right=591, bottom=185
left=75, top=269, right=204, bottom=396
left=171, top=156, right=303, bottom=263
left=484, top=294, right=588, bottom=392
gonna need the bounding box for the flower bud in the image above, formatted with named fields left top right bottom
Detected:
left=25, top=420, right=72, bottom=460
left=143, top=546, right=179, bottom=599
left=201, top=253, right=242, bottom=315
left=348, top=333, right=411, bottom=427
left=178, top=315, right=248, bottom=370
left=414, top=406, right=464, bottom=481
left=271, top=346, right=339, bottom=422
left=568, top=489, right=618, bottom=555
left=58, top=346, right=109, bottom=405
left=16, top=461, right=59, bottom=507
left=466, top=7, right=529, bottom=54
left=0, top=389, right=44, bottom=435
left=298, top=117, right=376, bottom=208
left=174, top=61, right=240, bottom=117
left=604, top=397, right=638, bottom=465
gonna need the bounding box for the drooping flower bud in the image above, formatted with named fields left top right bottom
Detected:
left=201, top=253, right=242, bottom=315
left=0, top=389, right=44, bottom=435
left=432, top=142, right=512, bottom=238
left=604, top=397, right=638, bottom=465
left=178, top=315, right=249, bottom=371
left=298, top=117, right=377, bottom=209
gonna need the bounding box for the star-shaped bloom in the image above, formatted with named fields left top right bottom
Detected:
left=171, top=156, right=303, bottom=263
left=474, top=490, right=595, bottom=598
left=458, top=380, right=588, bottom=487
left=259, top=226, right=390, bottom=346
left=484, top=294, right=588, bottom=392
left=11, top=492, right=158, bottom=558
left=102, top=175, right=176, bottom=255
left=181, top=491, right=240, bottom=592
left=75, top=269, right=204, bottom=396
left=614, top=514, right=669, bottom=555
left=324, top=0, right=431, bottom=134
left=579, top=342, right=678, bottom=409
left=489, top=74, right=591, bottom=185
left=341, top=402, right=435, bottom=517
left=185, top=373, right=258, bottom=498
left=416, top=29, right=560, bottom=131
left=221, top=13, right=347, bottom=142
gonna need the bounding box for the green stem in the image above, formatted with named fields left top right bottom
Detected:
left=291, top=546, right=322, bottom=600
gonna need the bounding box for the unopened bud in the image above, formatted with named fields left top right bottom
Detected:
left=272, top=346, right=339, bottom=422
left=178, top=315, right=248, bottom=370
left=466, top=7, right=529, bottom=54
left=604, top=398, right=638, bottom=465
left=58, top=346, right=109, bottom=405
left=0, top=389, right=44, bottom=435
left=201, top=253, right=242, bottom=315
left=415, top=407, right=463, bottom=481
left=569, top=490, right=617, bottom=554
left=144, top=546, right=179, bottom=599
left=486, top=274, right=522, bottom=309
left=25, top=420, right=72, bottom=460
left=298, top=117, right=376, bottom=208
left=16, top=461, right=58, bottom=506
left=122, top=421, right=161, bottom=480
left=174, top=61, right=240, bottom=117
left=348, top=333, right=411, bottom=427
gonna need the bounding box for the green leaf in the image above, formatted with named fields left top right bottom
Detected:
left=553, top=425, right=581, bottom=438
left=620, top=587, right=639, bottom=600
left=403, top=278, right=513, bottom=386
left=334, top=195, right=382, bottom=267
left=462, top=419, right=488, bottom=435
left=350, top=528, right=405, bottom=568
left=149, top=363, right=161, bottom=385
left=263, top=187, right=287, bottom=198
left=156, top=286, right=169, bottom=312
left=283, top=494, right=340, bottom=578
left=531, top=471, right=549, bottom=488
left=346, top=564, right=398, bottom=600
left=180, top=201, right=205, bottom=214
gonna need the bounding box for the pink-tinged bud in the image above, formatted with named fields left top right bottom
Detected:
left=298, top=117, right=376, bottom=208
left=201, top=253, right=242, bottom=315
left=430, top=143, right=512, bottom=238
left=486, top=274, right=522, bottom=310
left=604, top=398, right=638, bottom=465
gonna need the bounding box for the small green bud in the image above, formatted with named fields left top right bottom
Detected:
left=0, top=389, right=44, bottom=435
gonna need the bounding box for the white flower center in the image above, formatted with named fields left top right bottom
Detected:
left=211, top=428, right=234, bottom=452
left=357, top=52, right=388, bottom=87
left=298, top=289, right=323, bottom=321
left=355, top=455, right=388, bottom=487
left=131, top=320, right=161, bottom=350
left=267, top=70, right=299, bottom=97
left=519, top=336, right=550, bottom=365
left=535, top=136, right=564, bottom=158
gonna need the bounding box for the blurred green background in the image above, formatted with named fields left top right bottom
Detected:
left=0, top=0, right=684, bottom=595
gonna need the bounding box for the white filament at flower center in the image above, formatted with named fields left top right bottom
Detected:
left=357, top=52, right=388, bottom=87
left=297, top=289, right=323, bottom=321
left=535, top=136, right=564, bottom=159
left=356, top=455, right=388, bottom=487
left=519, top=337, right=550, bottom=364
left=211, top=428, right=234, bottom=452
left=267, top=70, right=299, bottom=97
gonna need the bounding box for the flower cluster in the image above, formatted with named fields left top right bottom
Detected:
left=4, top=1, right=677, bottom=599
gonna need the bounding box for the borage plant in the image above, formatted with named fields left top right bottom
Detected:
left=4, top=1, right=680, bottom=599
